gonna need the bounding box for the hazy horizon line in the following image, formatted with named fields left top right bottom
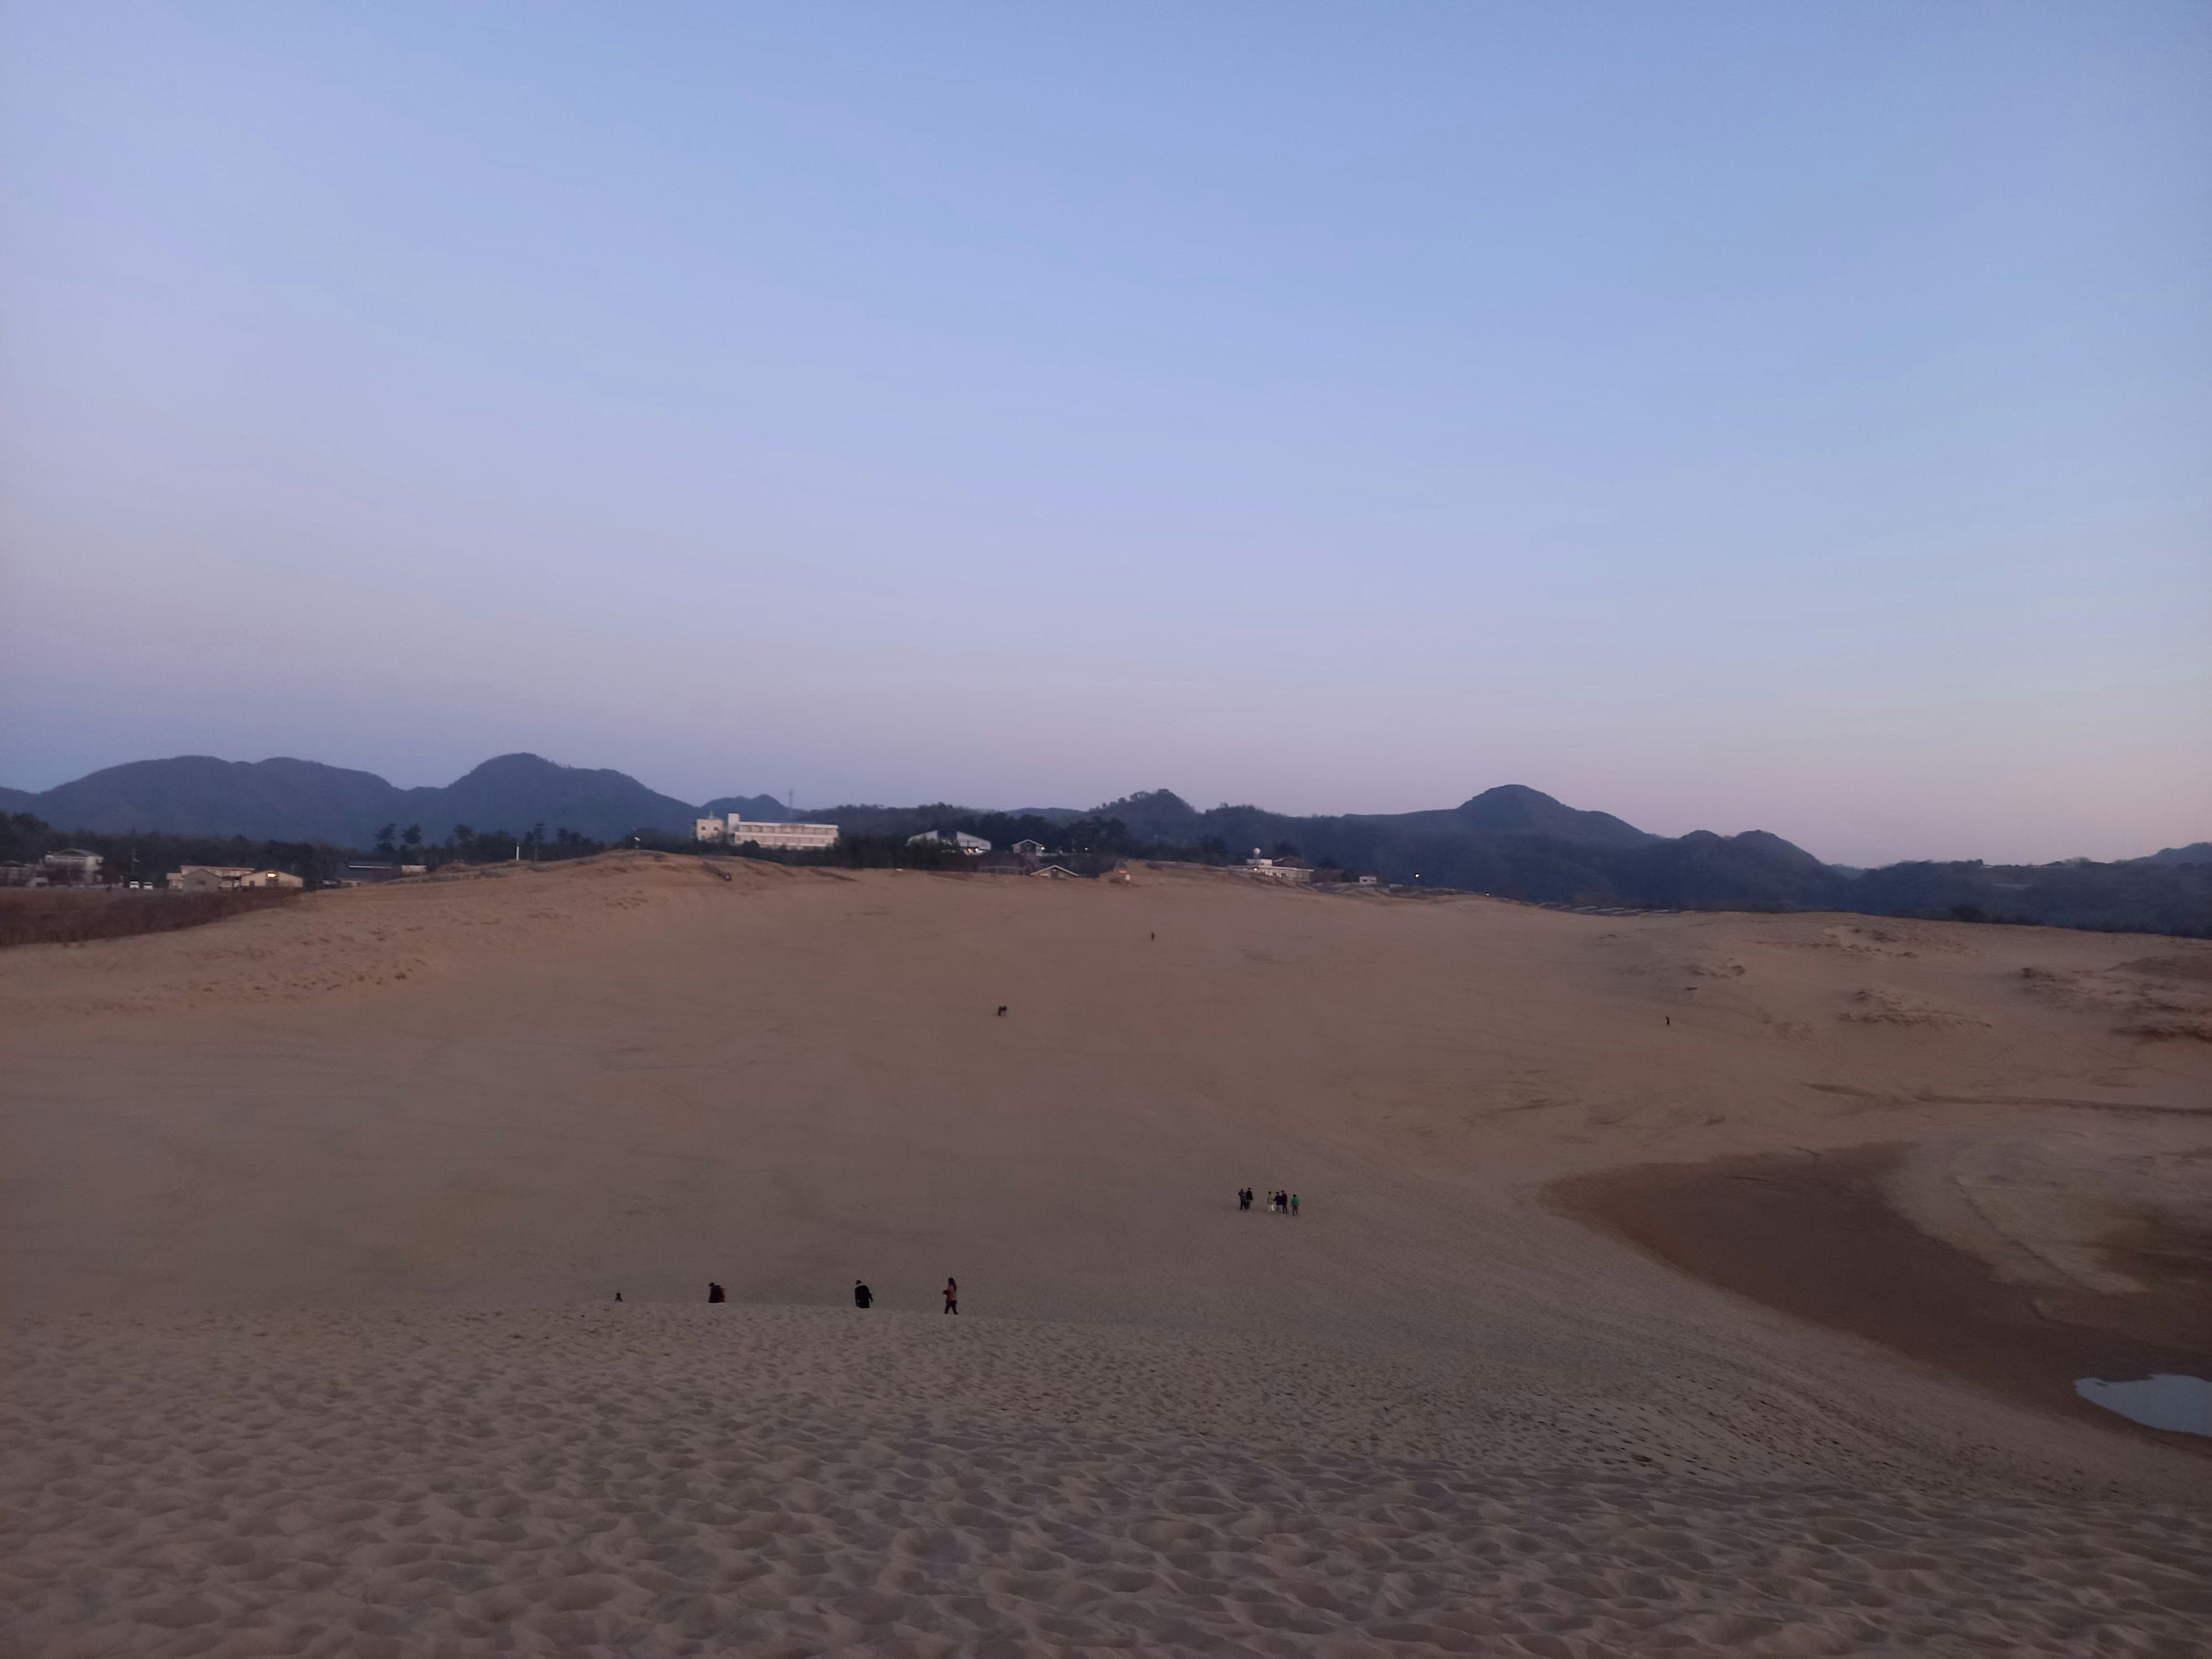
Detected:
left=5, top=745, right=2202, bottom=870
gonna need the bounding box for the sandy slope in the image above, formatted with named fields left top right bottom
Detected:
left=3, top=855, right=2209, bottom=1655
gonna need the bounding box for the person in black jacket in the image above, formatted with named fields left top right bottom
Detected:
left=707, top=1282, right=725, bottom=1303
left=854, top=1280, right=873, bottom=1309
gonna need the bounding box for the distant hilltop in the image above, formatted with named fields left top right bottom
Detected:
left=2, top=753, right=2205, bottom=933
left=0, top=753, right=793, bottom=849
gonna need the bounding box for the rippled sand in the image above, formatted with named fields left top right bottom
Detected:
left=3, top=855, right=2208, bottom=1654
left=12, top=1308, right=2211, bottom=1657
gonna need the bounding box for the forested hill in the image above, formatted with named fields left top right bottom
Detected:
left=6, top=756, right=2205, bottom=934
left=0, top=754, right=717, bottom=846
left=816, top=787, right=2211, bottom=936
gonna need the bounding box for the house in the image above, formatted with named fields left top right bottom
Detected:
left=1029, top=864, right=1082, bottom=880
left=169, top=865, right=255, bottom=892
left=40, top=849, right=103, bottom=885
left=1239, top=849, right=1313, bottom=884
left=1011, top=839, right=1046, bottom=857
left=0, top=863, right=46, bottom=887
left=698, top=814, right=841, bottom=851
left=169, top=865, right=306, bottom=892
left=907, top=830, right=991, bottom=854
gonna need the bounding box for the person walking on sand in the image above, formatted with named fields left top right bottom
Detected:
left=707, top=1282, right=725, bottom=1304
left=943, top=1277, right=959, bottom=1315
left=1238, top=1187, right=1251, bottom=1211
left=854, top=1280, right=873, bottom=1309
left=1290, top=1192, right=1300, bottom=1217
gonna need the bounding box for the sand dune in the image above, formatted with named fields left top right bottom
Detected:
left=10, top=1309, right=2210, bottom=1658
left=3, top=855, right=2208, bottom=1653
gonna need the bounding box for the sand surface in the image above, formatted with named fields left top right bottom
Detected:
left=4, top=855, right=2209, bottom=1654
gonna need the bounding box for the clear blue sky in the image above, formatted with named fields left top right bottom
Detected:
left=2, top=3, right=2206, bottom=864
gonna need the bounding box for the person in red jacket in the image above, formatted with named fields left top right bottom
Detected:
left=943, top=1277, right=959, bottom=1315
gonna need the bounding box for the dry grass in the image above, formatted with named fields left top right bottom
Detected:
left=0, top=888, right=300, bottom=949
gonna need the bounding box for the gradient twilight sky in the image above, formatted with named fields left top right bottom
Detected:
left=2, top=5, right=2206, bottom=865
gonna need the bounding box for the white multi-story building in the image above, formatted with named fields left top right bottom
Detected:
left=697, top=814, right=841, bottom=851
left=1240, top=849, right=1314, bottom=884
left=40, top=849, right=104, bottom=885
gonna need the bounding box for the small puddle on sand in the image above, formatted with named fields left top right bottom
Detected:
left=2075, top=1375, right=2212, bottom=1437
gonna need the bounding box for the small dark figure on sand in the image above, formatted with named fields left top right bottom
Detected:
left=997, top=1006, right=1007, bottom=1017
left=854, top=1280, right=873, bottom=1309
left=1238, top=1187, right=1252, bottom=1210
left=1290, top=1192, right=1300, bottom=1216
left=707, top=1282, right=725, bottom=1304
left=614, top=1291, right=623, bottom=1302
left=944, top=1277, right=959, bottom=1315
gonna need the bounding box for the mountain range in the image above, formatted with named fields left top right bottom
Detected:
left=3, top=753, right=2205, bottom=933
left=0, top=754, right=789, bottom=847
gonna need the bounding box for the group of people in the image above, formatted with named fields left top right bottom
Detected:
left=1237, top=1187, right=1298, bottom=1215
left=694, top=1278, right=959, bottom=1311
left=850, top=1277, right=957, bottom=1313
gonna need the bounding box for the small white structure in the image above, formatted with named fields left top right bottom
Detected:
left=1011, top=839, right=1046, bottom=857
left=907, top=829, right=990, bottom=854
left=1240, top=849, right=1313, bottom=884
left=698, top=813, right=840, bottom=852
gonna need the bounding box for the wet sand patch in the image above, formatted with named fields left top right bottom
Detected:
left=1553, top=1144, right=2212, bottom=1451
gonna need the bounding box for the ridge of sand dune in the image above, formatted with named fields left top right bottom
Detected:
left=0, top=853, right=776, bottom=1020
left=4, top=857, right=2208, bottom=1653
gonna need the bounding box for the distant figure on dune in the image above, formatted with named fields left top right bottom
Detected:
left=1238, top=1187, right=1252, bottom=1210
left=997, top=1005, right=1007, bottom=1017
left=707, top=1282, right=725, bottom=1304
left=1290, top=1192, right=1300, bottom=1216
left=614, top=1291, right=622, bottom=1302
left=854, top=1279, right=873, bottom=1309
left=944, top=1277, right=959, bottom=1315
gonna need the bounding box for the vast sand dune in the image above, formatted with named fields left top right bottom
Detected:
left=4, top=854, right=2208, bottom=1655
